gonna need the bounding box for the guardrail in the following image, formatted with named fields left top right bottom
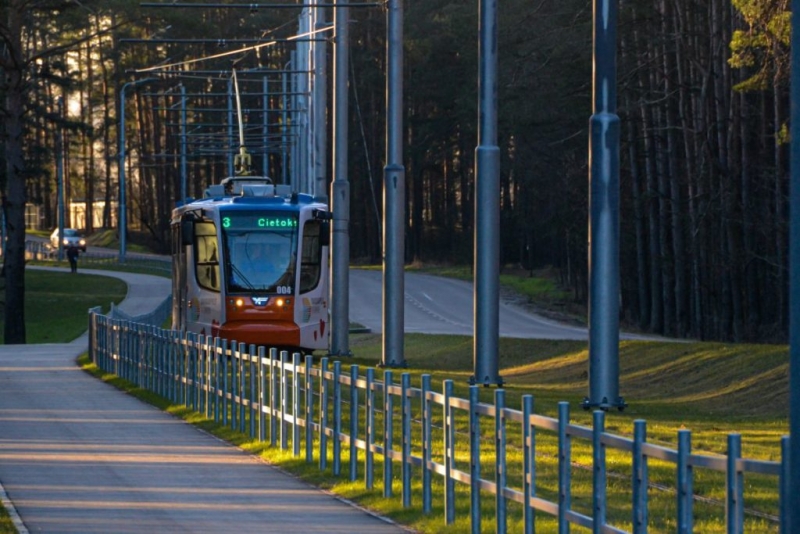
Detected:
left=88, top=313, right=788, bottom=533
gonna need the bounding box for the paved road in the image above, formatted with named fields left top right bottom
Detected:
left=0, top=268, right=407, bottom=533
left=349, top=269, right=657, bottom=341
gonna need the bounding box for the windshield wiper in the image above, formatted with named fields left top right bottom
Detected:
left=228, top=263, right=256, bottom=291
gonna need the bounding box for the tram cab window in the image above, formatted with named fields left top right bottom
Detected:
left=221, top=211, right=298, bottom=293
left=194, top=221, right=220, bottom=291
left=300, top=220, right=322, bottom=293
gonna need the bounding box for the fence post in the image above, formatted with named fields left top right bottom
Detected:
left=182, top=330, right=191, bottom=407
left=196, top=333, right=203, bottom=415
left=259, top=346, right=267, bottom=442
left=632, top=419, right=648, bottom=534
left=333, top=360, right=342, bottom=476
left=154, top=327, right=163, bottom=397
left=677, top=429, right=693, bottom=534
left=422, top=374, right=432, bottom=514
left=251, top=345, right=258, bottom=438
left=781, top=436, right=790, bottom=534
left=222, top=339, right=229, bottom=427
left=88, top=307, right=100, bottom=364
left=444, top=379, right=455, bottom=524
left=281, top=350, right=289, bottom=450
left=384, top=370, right=394, bottom=498
left=231, top=341, right=239, bottom=430
left=161, top=328, right=168, bottom=403
left=120, top=321, right=126, bottom=380
left=305, top=355, right=314, bottom=463
left=558, top=401, right=571, bottom=534
left=522, top=395, right=534, bottom=534
left=366, top=368, right=375, bottom=490
left=239, top=342, right=247, bottom=433
left=402, top=372, right=411, bottom=508
left=293, top=352, right=301, bottom=456
left=496, top=388, right=507, bottom=534
left=168, top=330, right=176, bottom=403
left=593, top=410, right=607, bottom=534
left=271, top=348, right=279, bottom=447
left=350, top=364, right=359, bottom=480
left=188, top=332, right=196, bottom=410
left=469, top=385, right=481, bottom=534
left=319, top=357, right=329, bottom=469
left=204, top=336, right=209, bottom=419
left=726, top=434, right=743, bottom=534
left=195, top=334, right=203, bottom=413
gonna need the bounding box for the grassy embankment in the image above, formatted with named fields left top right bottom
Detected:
left=77, top=333, right=787, bottom=533
left=76, top=263, right=788, bottom=533
left=0, top=270, right=127, bottom=344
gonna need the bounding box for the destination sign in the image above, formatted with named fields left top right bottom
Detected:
left=221, top=213, right=298, bottom=230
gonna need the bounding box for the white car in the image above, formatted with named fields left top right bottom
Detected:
left=50, top=228, right=87, bottom=252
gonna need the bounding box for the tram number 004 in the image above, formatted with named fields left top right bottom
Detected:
left=276, top=286, right=293, bottom=295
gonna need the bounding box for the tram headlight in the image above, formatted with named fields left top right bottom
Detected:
left=275, top=298, right=285, bottom=307
left=234, top=298, right=245, bottom=308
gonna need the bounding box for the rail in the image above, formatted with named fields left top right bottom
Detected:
left=88, top=313, right=789, bottom=533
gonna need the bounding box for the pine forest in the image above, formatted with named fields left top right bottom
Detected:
left=0, top=0, right=792, bottom=343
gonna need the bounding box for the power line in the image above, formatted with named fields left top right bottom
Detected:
left=134, top=25, right=332, bottom=74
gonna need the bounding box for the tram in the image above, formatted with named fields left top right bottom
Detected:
left=171, top=176, right=331, bottom=352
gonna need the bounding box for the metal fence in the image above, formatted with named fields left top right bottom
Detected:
left=24, top=240, right=171, bottom=274
left=88, top=313, right=789, bottom=533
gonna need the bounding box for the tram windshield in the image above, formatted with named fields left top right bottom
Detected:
left=221, top=211, right=299, bottom=293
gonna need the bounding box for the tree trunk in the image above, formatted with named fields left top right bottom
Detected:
left=3, top=55, right=28, bottom=344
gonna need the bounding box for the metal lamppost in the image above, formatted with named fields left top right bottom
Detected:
left=329, top=0, right=352, bottom=357
left=180, top=84, right=187, bottom=202
left=119, top=78, right=156, bottom=263
left=582, top=0, right=625, bottom=411
left=312, top=0, right=328, bottom=200
left=56, top=97, right=65, bottom=262
left=382, top=0, right=405, bottom=368
left=472, top=0, right=502, bottom=386
left=788, top=0, right=800, bottom=529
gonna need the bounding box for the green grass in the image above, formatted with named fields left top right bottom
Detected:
left=0, top=270, right=127, bottom=343
left=0, top=503, right=16, bottom=534
left=87, top=228, right=160, bottom=254
left=79, top=332, right=788, bottom=533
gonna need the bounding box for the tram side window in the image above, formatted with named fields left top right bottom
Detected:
left=300, top=220, right=322, bottom=293
left=194, top=221, right=220, bottom=291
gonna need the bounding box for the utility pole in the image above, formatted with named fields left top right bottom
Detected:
left=329, top=0, right=351, bottom=357
left=381, top=0, right=405, bottom=368
left=180, top=84, right=187, bottom=201
left=472, top=0, right=502, bottom=386
left=312, top=0, right=328, bottom=200
left=788, top=0, right=800, bottom=530
left=119, top=78, right=155, bottom=263
left=282, top=59, right=291, bottom=185
left=56, top=97, right=65, bottom=262
left=263, top=77, right=270, bottom=178
left=227, top=77, right=235, bottom=177
left=582, top=0, right=625, bottom=411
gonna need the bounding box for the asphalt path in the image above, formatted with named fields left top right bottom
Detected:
left=349, top=269, right=657, bottom=341
left=28, top=235, right=650, bottom=341
left=0, top=268, right=407, bottom=533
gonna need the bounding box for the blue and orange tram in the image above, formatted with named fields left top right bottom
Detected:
left=171, top=176, right=331, bottom=352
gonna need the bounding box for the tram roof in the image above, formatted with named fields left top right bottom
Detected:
left=172, top=177, right=327, bottom=221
